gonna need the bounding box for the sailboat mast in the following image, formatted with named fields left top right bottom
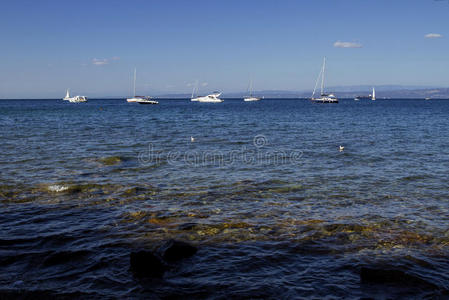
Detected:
left=312, top=65, right=322, bottom=98
left=191, top=80, right=198, bottom=98
left=249, top=79, right=253, bottom=97
left=372, top=87, right=376, bottom=100
left=321, top=57, right=326, bottom=95
left=133, top=68, right=136, bottom=97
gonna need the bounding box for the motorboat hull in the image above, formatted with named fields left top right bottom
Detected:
left=137, top=100, right=159, bottom=104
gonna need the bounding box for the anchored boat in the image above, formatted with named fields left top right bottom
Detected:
left=310, top=57, right=338, bottom=103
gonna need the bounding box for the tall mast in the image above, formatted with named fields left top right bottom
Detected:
left=312, top=64, right=322, bottom=98
left=321, top=57, right=326, bottom=95
left=191, top=80, right=198, bottom=98
left=133, top=68, right=136, bottom=97
left=249, top=79, right=253, bottom=97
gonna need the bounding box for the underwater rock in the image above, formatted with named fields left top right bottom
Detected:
left=360, top=267, right=438, bottom=289
left=129, top=251, right=166, bottom=278
left=160, top=240, right=197, bottom=262
left=99, top=156, right=123, bottom=166
left=178, top=222, right=198, bottom=231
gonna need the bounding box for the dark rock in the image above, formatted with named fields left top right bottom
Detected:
left=160, top=240, right=197, bottom=262
left=130, top=251, right=166, bottom=278
left=178, top=222, right=197, bottom=231
left=360, top=267, right=438, bottom=289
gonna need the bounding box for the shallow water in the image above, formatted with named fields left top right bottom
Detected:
left=0, top=98, right=448, bottom=298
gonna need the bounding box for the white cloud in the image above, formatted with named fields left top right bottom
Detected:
left=333, top=41, right=363, bottom=48
left=92, top=58, right=109, bottom=66
left=201, top=82, right=208, bottom=87
left=425, top=33, right=442, bottom=38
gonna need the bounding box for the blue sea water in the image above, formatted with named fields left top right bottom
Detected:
left=0, top=98, right=448, bottom=298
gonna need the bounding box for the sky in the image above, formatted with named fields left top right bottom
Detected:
left=0, top=0, right=448, bottom=98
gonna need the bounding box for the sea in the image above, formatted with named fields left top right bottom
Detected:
left=0, top=98, right=448, bottom=299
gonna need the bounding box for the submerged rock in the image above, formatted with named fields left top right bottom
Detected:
left=178, top=222, right=198, bottom=231
left=99, top=156, right=123, bottom=166
left=130, top=251, right=166, bottom=278
left=160, top=240, right=197, bottom=262
left=360, top=267, right=438, bottom=289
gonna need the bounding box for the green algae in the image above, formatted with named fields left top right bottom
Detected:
left=98, top=156, right=123, bottom=166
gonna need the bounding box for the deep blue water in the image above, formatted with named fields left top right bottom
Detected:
left=0, top=98, right=448, bottom=298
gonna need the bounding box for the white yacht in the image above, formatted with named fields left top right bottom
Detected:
left=371, top=87, right=376, bottom=101
left=136, top=96, right=158, bottom=105
left=244, top=80, right=260, bottom=102
left=192, top=91, right=223, bottom=103
left=127, top=68, right=158, bottom=104
left=310, top=57, right=338, bottom=103
left=63, top=89, right=87, bottom=103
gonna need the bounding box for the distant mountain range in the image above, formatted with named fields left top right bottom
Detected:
left=155, top=86, right=449, bottom=99
left=3, top=85, right=448, bottom=99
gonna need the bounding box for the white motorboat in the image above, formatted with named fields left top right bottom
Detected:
left=136, top=96, right=158, bottom=104
left=63, top=89, right=87, bottom=103
left=310, top=57, right=338, bottom=103
left=192, top=91, right=223, bottom=103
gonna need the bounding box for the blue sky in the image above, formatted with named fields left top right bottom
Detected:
left=0, top=0, right=448, bottom=98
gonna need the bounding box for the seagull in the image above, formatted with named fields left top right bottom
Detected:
left=339, top=145, right=344, bottom=152
left=191, top=136, right=195, bottom=142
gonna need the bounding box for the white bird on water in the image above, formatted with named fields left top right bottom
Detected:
left=191, top=136, right=195, bottom=142
left=339, top=145, right=344, bottom=152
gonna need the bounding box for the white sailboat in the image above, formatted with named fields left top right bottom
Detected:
left=127, top=68, right=158, bottom=104
left=244, top=80, right=260, bottom=102
left=62, top=89, right=87, bottom=103
left=371, top=87, right=376, bottom=101
left=310, top=57, right=338, bottom=103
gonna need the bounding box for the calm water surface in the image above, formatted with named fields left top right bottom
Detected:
left=0, top=99, right=448, bottom=298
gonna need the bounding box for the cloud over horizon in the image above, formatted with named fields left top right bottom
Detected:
left=92, top=58, right=109, bottom=66
left=425, top=33, right=442, bottom=38
left=333, top=41, right=363, bottom=48
left=91, top=57, right=120, bottom=66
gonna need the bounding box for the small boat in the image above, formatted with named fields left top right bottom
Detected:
left=354, top=87, right=376, bottom=101
left=190, top=80, right=223, bottom=103
left=244, top=80, right=260, bottom=102
left=191, top=91, right=223, bottom=103
left=63, top=89, right=87, bottom=103
left=136, top=96, right=158, bottom=104
left=127, top=68, right=157, bottom=103
left=425, top=97, right=431, bottom=100
left=310, top=57, right=338, bottom=103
